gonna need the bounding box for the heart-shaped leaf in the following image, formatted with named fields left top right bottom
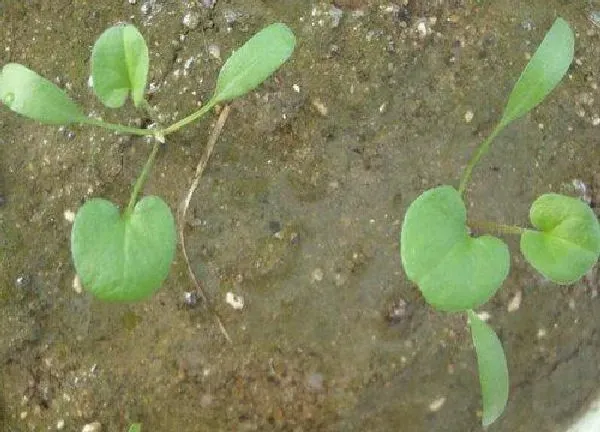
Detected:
left=499, top=18, right=574, bottom=128
left=0, top=63, right=86, bottom=124
left=212, top=22, right=296, bottom=103
left=91, top=23, right=149, bottom=108
left=521, top=194, right=600, bottom=284
left=400, top=186, right=510, bottom=311
left=71, top=196, right=176, bottom=302
left=468, top=310, right=509, bottom=427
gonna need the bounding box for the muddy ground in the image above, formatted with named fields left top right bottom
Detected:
left=1, top=0, right=600, bottom=431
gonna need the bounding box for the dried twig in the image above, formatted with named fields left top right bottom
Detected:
left=178, top=105, right=232, bottom=343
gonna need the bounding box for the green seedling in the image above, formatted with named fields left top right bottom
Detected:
left=127, top=423, right=142, bottom=432
left=0, top=22, right=296, bottom=301
left=400, top=18, right=600, bottom=426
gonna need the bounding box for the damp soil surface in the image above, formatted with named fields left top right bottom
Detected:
left=2, top=1, right=600, bottom=431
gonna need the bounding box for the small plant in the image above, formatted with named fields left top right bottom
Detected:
left=400, top=18, right=600, bottom=425
left=0, top=23, right=296, bottom=301
left=127, top=423, right=141, bottom=432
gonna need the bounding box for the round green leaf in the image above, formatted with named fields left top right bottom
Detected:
left=0, top=63, right=86, bottom=124
left=91, top=24, right=149, bottom=108
left=71, top=196, right=176, bottom=302
left=521, top=194, right=600, bottom=284
left=213, top=22, right=296, bottom=103
left=400, top=186, right=510, bottom=312
left=468, top=310, right=509, bottom=427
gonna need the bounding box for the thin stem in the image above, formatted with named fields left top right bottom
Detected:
left=458, top=123, right=505, bottom=196
left=468, top=219, right=528, bottom=236
left=161, top=99, right=217, bottom=136
left=126, top=140, right=161, bottom=215
left=82, top=118, right=156, bottom=136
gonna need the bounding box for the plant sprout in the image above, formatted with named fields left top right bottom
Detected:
left=400, top=17, right=599, bottom=426
left=0, top=22, right=296, bottom=302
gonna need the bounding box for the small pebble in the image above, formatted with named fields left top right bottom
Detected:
left=475, top=311, right=491, bottom=322
left=64, top=209, right=76, bottom=223
left=429, top=396, right=446, bottom=412
left=464, top=110, right=474, bottom=123
left=183, top=291, right=198, bottom=307
left=57, top=419, right=65, bottom=430
left=225, top=292, right=244, bottom=310
left=81, top=422, right=102, bottom=432
left=507, top=290, right=522, bottom=312
left=183, top=12, right=199, bottom=29
left=311, top=268, right=324, bottom=282
left=72, top=275, right=82, bottom=294
left=207, top=43, right=221, bottom=60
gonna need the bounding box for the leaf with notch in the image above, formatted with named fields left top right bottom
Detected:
left=499, top=17, right=573, bottom=128
left=521, top=194, right=600, bottom=284
left=71, top=196, right=176, bottom=302
left=0, top=63, right=86, bottom=124
left=91, top=24, right=149, bottom=108
left=212, top=22, right=296, bottom=103
left=468, top=310, right=509, bottom=427
left=400, top=186, right=510, bottom=312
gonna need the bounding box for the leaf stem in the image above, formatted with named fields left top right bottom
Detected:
left=468, top=219, right=527, bottom=236
left=82, top=117, right=155, bottom=136
left=161, top=98, right=217, bottom=136
left=458, top=123, right=505, bottom=196
left=126, top=139, right=161, bottom=215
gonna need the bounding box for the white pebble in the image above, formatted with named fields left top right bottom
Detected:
left=225, top=292, right=244, bottom=310
left=182, top=12, right=199, bottom=29
left=476, top=311, right=491, bottom=322
left=464, top=110, right=474, bottom=123
left=81, top=422, right=102, bottom=432
left=507, top=290, right=522, bottom=312
left=57, top=419, right=65, bottom=430
left=207, top=44, right=220, bottom=59
left=72, top=275, right=83, bottom=294
left=429, top=396, right=446, bottom=412
left=311, top=268, right=324, bottom=282
left=64, top=209, right=75, bottom=223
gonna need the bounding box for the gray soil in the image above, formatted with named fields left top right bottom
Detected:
left=2, top=1, right=600, bottom=431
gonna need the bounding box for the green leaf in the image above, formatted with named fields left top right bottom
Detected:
left=400, top=186, right=510, bottom=312
left=71, top=196, right=176, bottom=302
left=467, top=310, right=509, bottom=427
left=521, top=194, right=600, bottom=284
left=0, top=63, right=86, bottom=124
left=91, top=23, right=149, bottom=108
left=127, top=424, right=142, bottom=432
left=212, top=22, right=296, bottom=103
left=499, top=17, right=573, bottom=128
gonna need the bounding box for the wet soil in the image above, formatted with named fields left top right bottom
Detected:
left=2, top=1, right=600, bottom=431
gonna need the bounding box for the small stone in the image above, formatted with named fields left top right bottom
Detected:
left=464, top=110, right=474, bottom=123
left=507, top=290, right=522, bottom=312
left=64, top=209, right=76, bottom=223
left=183, top=12, right=199, bottom=29
left=57, top=419, right=65, bottom=430
left=429, top=396, right=446, bottom=412
left=81, top=422, right=102, bottom=432
left=72, top=275, right=82, bottom=294
left=476, top=311, right=491, bottom=322
left=311, top=99, right=328, bottom=116
left=128, top=0, right=137, bottom=4
left=311, top=268, right=324, bottom=282
left=207, top=43, right=220, bottom=60
left=183, top=291, right=198, bottom=307
left=225, top=292, right=244, bottom=310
